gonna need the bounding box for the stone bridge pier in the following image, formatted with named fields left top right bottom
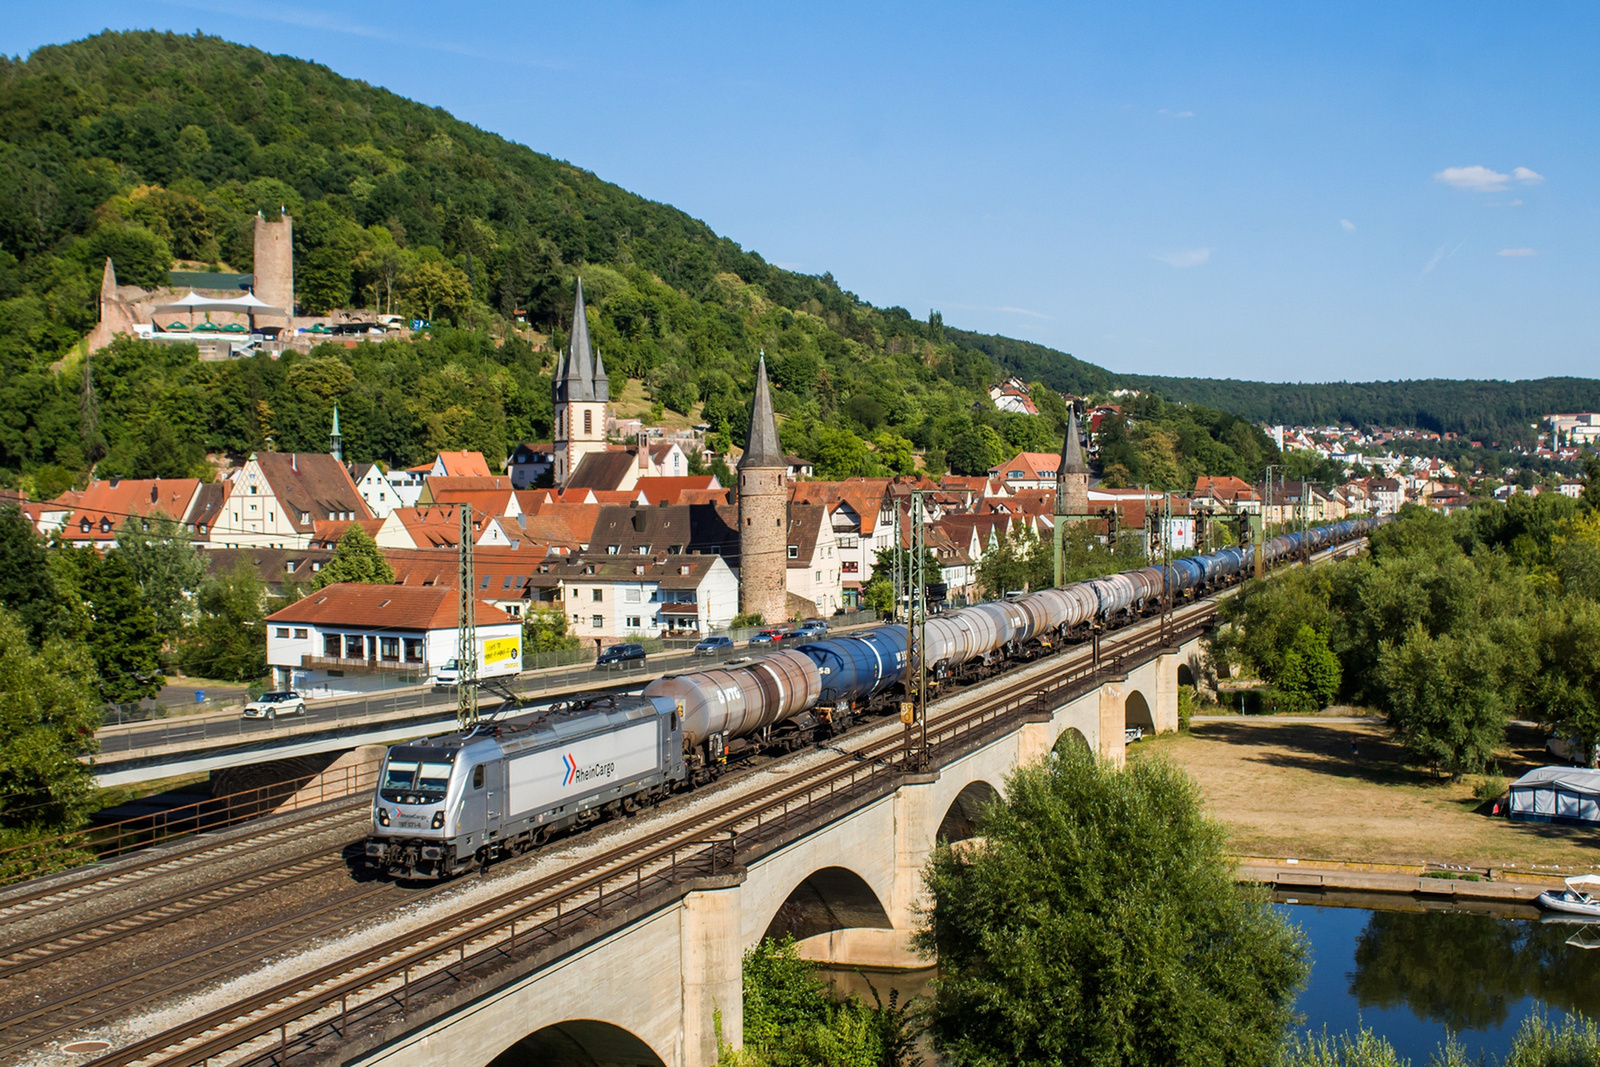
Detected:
left=352, top=634, right=1208, bottom=1067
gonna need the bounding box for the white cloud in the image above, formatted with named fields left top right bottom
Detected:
left=1435, top=165, right=1511, bottom=192
left=1158, top=109, right=1195, bottom=119
left=1340, top=219, right=1356, bottom=232
left=1513, top=167, right=1545, bottom=185
left=1497, top=248, right=1537, bottom=257
left=1153, top=248, right=1210, bottom=268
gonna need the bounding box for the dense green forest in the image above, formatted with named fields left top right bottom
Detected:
left=953, top=333, right=1600, bottom=448
left=0, top=30, right=1283, bottom=494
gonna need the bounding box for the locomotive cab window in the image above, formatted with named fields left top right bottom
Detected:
left=472, top=765, right=485, bottom=789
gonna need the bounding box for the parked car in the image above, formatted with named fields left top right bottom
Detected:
left=693, top=636, right=734, bottom=656
left=596, top=643, right=648, bottom=668
left=801, top=617, right=829, bottom=633
left=748, top=629, right=789, bottom=648
left=792, top=623, right=827, bottom=639
left=431, top=659, right=461, bottom=688
left=242, top=691, right=306, bottom=719
left=1124, top=726, right=1144, bottom=744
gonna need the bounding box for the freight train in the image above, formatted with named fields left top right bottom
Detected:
left=366, top=518, right=1381, bottom=878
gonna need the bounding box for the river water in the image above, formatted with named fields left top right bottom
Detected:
left=818, top=897, right=1600, bottom=1063
left=1278, top=898, right=1600, bottom=1062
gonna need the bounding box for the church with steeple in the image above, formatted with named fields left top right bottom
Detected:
left=552, top=279, right=610, bottom=486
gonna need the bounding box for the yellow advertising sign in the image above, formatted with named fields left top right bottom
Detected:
left=483, top=636, right=521, bottom=666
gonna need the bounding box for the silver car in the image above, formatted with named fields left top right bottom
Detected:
left=242, top=691, right=307, bottom=719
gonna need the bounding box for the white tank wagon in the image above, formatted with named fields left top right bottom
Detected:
left=643, top=650, right=822, bottom=776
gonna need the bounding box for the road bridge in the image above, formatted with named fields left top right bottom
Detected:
left=81, top=604, right=1213, bottom=1067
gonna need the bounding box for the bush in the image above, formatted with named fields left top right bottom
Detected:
left=1278, top=1026, right=1407, bottom=1067
left=1473, top=775, right=1507, bottom=804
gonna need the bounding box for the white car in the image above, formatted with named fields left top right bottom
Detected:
left=1124, top=726, right=1144, bottom=744
left=242, top=691, right=307, bottom=719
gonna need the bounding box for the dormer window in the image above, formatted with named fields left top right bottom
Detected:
left=100, top=518, right=112, bottom=533
left=634, top=564, right=645, bottom=575
left=788, top=545, right=799, bottom=559
left=679, top=565, right=691, bottom=576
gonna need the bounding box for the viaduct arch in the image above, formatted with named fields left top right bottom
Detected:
left=348, top=631, right=1211, bottom=1067
left=488, top=1020, right=667, bottom=1067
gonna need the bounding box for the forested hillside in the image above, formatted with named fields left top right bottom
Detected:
left=957, top=324, right=1599, bottom=446
left=0, top=30, right=1280, bottom=494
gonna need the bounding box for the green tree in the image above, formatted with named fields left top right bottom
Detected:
left=1277, top=624, right=1342, bottom=709
left=721, top=936, right=897, bottom=1067
left=85, top=552, right=165, bottom=703
left=0, top=608, right=102, bottom=840
left=115, top=515, right=208, bottom=643
left=1376, top=626, right=1512, bottom=777
left=182, top=559, right=267, bottom=682
left=523, top=607, right=580, bottom=654
left=313, top=524, right=396, bottom=588
left=0, top=504, right=61, bottom=646
left=976, top=526, right=1053, bottom=597
left=918, top=749, right=1308, bottom=1067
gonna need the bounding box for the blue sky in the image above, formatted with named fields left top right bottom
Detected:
left=5, top=2, right=1597, bottom=382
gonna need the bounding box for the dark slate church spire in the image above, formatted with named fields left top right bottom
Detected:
left=739, top=352, right=784, bottom=470
left=559, top=278, right=605, bottom=403
left=1060, top=405, right=1088, bottom=476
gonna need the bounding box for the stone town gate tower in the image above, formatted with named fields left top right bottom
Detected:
left=737, top=355, right=788, bottom=624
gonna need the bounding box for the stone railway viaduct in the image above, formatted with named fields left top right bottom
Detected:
left=335, top=631, right=1208, bottom=1067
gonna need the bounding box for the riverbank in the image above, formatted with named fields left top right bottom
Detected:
left=1134, top=717, right=1600, bottom=871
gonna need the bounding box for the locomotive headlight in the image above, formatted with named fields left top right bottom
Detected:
left=377, top=806, right=390, bottom=826
left=432, top=810, right=445, bottom=829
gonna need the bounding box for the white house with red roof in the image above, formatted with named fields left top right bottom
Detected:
left=987, top=451, right=1061, bottom=492
left=62, top=478, right=207, bottom=547
left=263, top=583, right=520, bottom=697
left=988, top=377, right=1039, bottom=415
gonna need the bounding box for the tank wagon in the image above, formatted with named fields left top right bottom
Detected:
left=369, top=517, right=1384, bottom=877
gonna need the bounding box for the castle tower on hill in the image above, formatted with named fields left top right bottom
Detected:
left=553, top=279, right=610, bottom=486
left=737, top=354, right=789, bottom=624
left=252, top=210, right=294, bottom=330
left=1055, top=404, right=1091, bottom=518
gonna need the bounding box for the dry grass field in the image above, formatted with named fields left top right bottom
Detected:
left=1132, top=717, right=1600, bottom=871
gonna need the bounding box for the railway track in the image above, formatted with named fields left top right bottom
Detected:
left=0, top=800, right=370, bottom=923
left=7, top=540, right=1367, bottom=1064
left=68, top=601, right=1217, bottom=1067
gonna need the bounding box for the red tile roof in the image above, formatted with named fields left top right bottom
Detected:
left=265, top=583, right=511, bottom=630
left=435, top=451, right=492, bottom=477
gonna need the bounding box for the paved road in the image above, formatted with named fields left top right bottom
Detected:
left=92, top=643, right=776, bottom=758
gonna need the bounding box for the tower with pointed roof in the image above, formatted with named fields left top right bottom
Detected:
left=553, top=279, right=611, bottom=486
left=1055, top=405, right=1090, bottom=518
left=329, top=403, right=343, bottom=463
left=737, top=354, right=789, bottom=623
left=1053, top=404, right=1094, bottom=586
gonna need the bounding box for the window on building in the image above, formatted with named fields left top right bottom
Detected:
left=480, top=576, right=491, bottom=589
left=583, top=410, right=592, bottom=435
left=323, top=634, right=341, bottom=658
left=345, top=634, right=365, bottom=659
left=591, top=614, right=604, bottom=628
left=606, top=544, right=619, bottom=554
left=816, top=571, right=822, bottom=582
left=592, top=588, right=603, bottom=602
left=626, top=616, right=642, bottom=628
left=294, top=628, right=308, bottom=639
left=625, top=588, right=641, bottom=602
left=380, top=637, right=400, bottom=661
left=275, top=627, right=289, bottom=638
left=502, top=575, right=514, bottom=589
left=788, top=546, right=799, bottom=559
left=249, top=485, right=257, bottom=494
